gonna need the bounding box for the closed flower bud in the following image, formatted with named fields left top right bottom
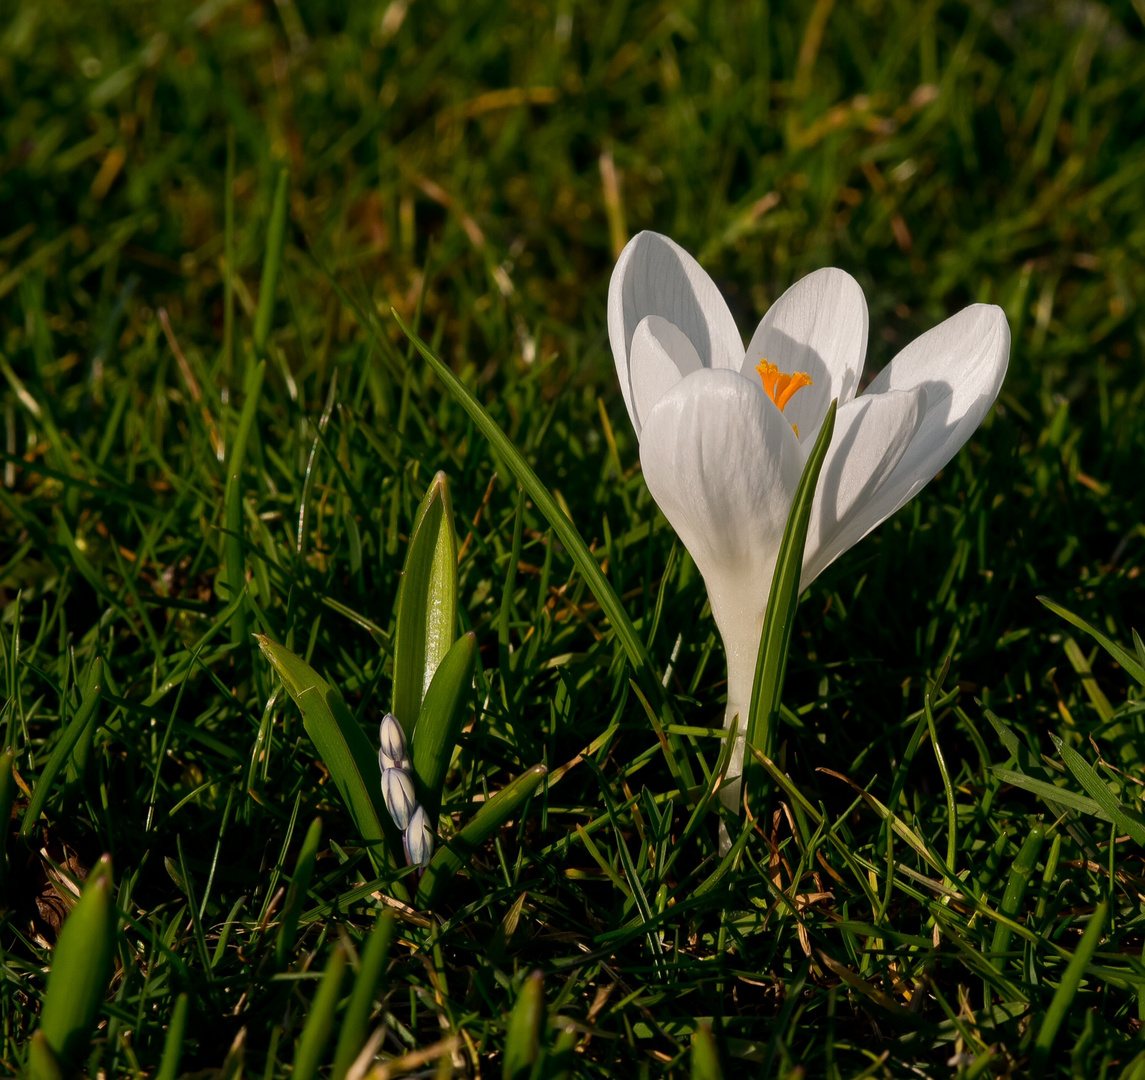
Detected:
left=403, top=805, right=434, bottom=868
left=381, top=767, right=417, bottom=830
left=378, top=713, right=407, bottom=770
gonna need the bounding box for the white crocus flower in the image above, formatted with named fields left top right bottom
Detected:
left=609, top=231, right=1010, bottom=808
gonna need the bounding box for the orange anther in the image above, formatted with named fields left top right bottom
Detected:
left=755, top=360, right=813, bottom=413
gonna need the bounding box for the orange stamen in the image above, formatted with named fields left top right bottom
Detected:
left=755, top=360, right=813, bottom=413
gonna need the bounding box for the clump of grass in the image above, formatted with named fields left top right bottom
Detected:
left=2, top=1, right=1145, bottom=1076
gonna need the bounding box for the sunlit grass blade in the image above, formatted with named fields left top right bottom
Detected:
left=990, top=768, right=1109, bottom=820
left=330, top=910, right=395, bottom=1080
left=392, top=471, right=457, bottom=737
left=155, top=993, right=189, bottom=1080
left=253, top=166, right=289, bottom=359
left=276, top=816, right=322, bottom=968
left=1037, top=596, right=1145, bottom=687
left=1030, top=902, right=1107, bottom=1079
left=392, top=310, right=695, bottom=791
left=21, top=657, right=103, bottom=839
left=256, top=636, right=406, bottom=892
left=744, top=399, right=836, bottom=798
left=416, top=764, right=547, bottom=908
left=1051, top=734, right=1145, bottom=846
left=411, top=631, right=475, bottom=824
left=0, top=747, right=15, bottom=898
left=989, top=823, right=1045, bottom=965
left=221, top=359, right=265, bottom=650
left=691, top=1022, right=722, bottom=1080
left=498, top=488, right=525, bottom=715
left=38, top=854, right=117, bottom=1070
left=503, top=970, right=544, bottom=1080
left=291, top=946, right=347, bottom=1080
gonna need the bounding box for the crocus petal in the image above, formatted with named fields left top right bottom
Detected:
left=742, top=268, right=868, bottom=446
left=404, top=805, right=434, bottom=869
left=801, top=387, right=927, bottom=585
left=609, top=231, right=744, bottom=433
left=639, top=367, right=805, bottom=723
left=378, top=713, right=407, bottom=769
left=809, top=304, right=1010, bottom=569
left=627, top=315, right=705, bottom=435
left=381, top=767, right=417, bottom=830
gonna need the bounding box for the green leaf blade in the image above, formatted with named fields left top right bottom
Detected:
left=392, top=471, right=457, bottom=736
left=411, top=631, right=475, bottom=825
left=257, top=636, right=406, bottom=889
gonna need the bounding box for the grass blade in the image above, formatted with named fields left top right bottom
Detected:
left=257, top=636, right=406, bottom=892
left=1030, top=902, right=1107, bottom=1078
left=0, top=747, right=16, bottom=898
left=26, top=1031, right=64, bottom=1080
left=21, top=657, right=103, bottom=839
left=392, top=471, right=457, bottom=737
left=392, top=310, right=695, bottom=791
left=155, top=993, right=189, bottom=1080
left=990, top=823, right=1045, bottom=963
left=1037, top=596, right=1145, bottom=687
left=1051, top=734, right=1145, bottom=845
left=38, top=855, right=117, bottom=1070
left=744, top=399, right=837, bottom=796
left=991, top=768, right=1109, bottom=820
left=253, top=166, right=289, bottom=359
left=416, top=764, right=547, bottom=908
left=411, top=631, right=475, bottom=825
left=291, top=946, right=347, bottom=1080
left=222, top=359, right=266, bottom=650
left=503, top=970, right=544, bottom=1080
left=330, top=910, right=395, bottom=1080
left=276, top=816, right=322, bottom=968
left=691, top=1022, right=722, bottom=1080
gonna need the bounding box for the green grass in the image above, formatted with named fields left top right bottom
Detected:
left=2, top=0, right=1145, bottom=1076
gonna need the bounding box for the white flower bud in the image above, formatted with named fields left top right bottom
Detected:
left=378, top=713, right=407, bottom=770
left=403, top=805, right=434, bottom=868
left=381, top=767, right=417, bottom=830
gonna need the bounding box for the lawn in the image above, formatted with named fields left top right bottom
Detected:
left=2, top=0, right=1145, bottom=1076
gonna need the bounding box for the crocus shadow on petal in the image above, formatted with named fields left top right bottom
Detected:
left=638, top=367, right=805, bottom=701
left=743, top=267, right=868, bottom=445
left=801, top=387, right=926, bottom=587
left=608, top=232, right=744, bottom=432
left=628, top=315, right=704, bottom=436
left=804, top=304, right=1010, bottom=580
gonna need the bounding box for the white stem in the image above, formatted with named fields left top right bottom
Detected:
left=718, top=651, right=756, bottom=817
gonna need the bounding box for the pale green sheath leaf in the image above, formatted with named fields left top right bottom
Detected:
left=503, top=970, right=544, bottom=1080
left=392, top=470, right=457, bottom=738
left=744, top=399, right=837, bottom=797
left=411, top=631, right=476, bottom=825
left=257, top=636, right=407, bottom=892
left=22, top=657, right=103, bottom=839
left=416, top=764, right=547, bottom=908
left=38, top=855, right=117, bottom=1070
